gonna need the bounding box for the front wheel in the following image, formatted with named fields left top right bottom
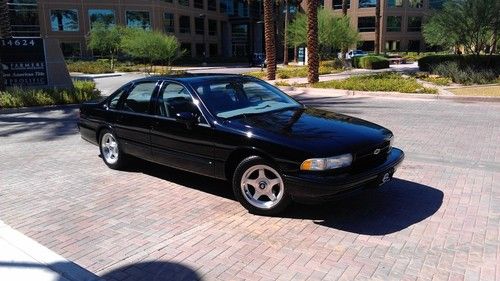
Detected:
left=232, top=156, right=291, bottom=215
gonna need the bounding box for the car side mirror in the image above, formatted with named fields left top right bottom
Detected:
left=175, top=112, right=198, bottom=128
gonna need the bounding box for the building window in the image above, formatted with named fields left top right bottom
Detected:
left=220, top=0, right=227, bottom=13
left=359, top=0, right=376, bottom=8
left=89, top=9, right=115, bottom=27
left=407, top=16, right=422, bottom=32
left=387, top=0, right=402, bottom=8
left=208, top=19, right=217, bottom=36
left=385, top=40, right=400, bottom=51
left=231, top=24, right=248, bottom=57
left=194, top=0, right=204, bottom=9
left=408, top=0, right=423, bottom=8
left=359, top=41, right=374, bottom=51
left=195, top=17, right=204, bottom=35
left=7, top=0, right=40, bottom=37
left=160, top=0, right=173, bottom=3
left=60, top=42, right=81, bottom=58
left=126, top=11, right=151, bottom=29
left=179, top=0, right=190, bottom=7
left=164, top=13, right=174, bottom=33
left=333, top=0, right=350, bottom=10
left=386, top=16, right=401, bottom=32
left=181, top=42, right=192, bottom=56
left=196, top=43, right=205, bottom=57
left=179, top=16, right=191, bottom=33
left=209, top=43, right=218, bottom=57
left=358, top=17, right=375, bottom=32
left=50, top=9, right=79, bottom=31
left=408, top=40, right=421, bottom=51
left=429, top=0, right=444, bottom=9
left=208, top=0, right=217, bottom=11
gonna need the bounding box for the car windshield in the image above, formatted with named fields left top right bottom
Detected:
left=192, top=78, right=301, bottom=119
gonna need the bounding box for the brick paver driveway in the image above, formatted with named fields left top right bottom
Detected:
left=1, top=94, right=499, bottom=280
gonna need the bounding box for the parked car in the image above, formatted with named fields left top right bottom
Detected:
left=345, top=49, right=367, bottom=60
left=78, top=74, right=404, bottom=215
left=250, top=53, right=266, bottom=67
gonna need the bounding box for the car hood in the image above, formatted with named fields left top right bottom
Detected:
left=224, top=107, right=392, bottom=157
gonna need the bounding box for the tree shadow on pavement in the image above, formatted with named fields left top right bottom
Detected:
left=0, top=106, right=79, bottom=141
left=282, top=178, right=444, bottom=235
left=0, top=261, right=201, bottom=281
left=99, top=261, right=201, bottom=281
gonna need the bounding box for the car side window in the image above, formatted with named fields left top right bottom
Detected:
left=157, top=83, right=206, bottom=124
left=122, top=82, right=157, bottom=114
left=108, top=87, right=128, bottom=109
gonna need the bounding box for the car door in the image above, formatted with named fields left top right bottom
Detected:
left=150, top=81, right=215, bottom=177
left=113, top=80, right=159, bottom=161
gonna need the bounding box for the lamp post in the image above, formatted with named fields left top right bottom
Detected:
left=198, top=14, right=207, bottom=66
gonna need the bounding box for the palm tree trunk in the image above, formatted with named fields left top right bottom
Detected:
left=340, top=0, right=348, bottom=62
left=263, top=0, right=277, bottom=80
left=283, top=0, right=290, bottom=65
left=374, top=0, right=381, bottom=54
left=306, top=0, right=319, bottom=83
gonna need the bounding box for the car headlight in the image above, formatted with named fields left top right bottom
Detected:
left=300, top=154, right=353, bottom=171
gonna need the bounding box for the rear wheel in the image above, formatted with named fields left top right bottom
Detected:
left=99, top=130, right=127, bottom=169
left=232, top=156, right=291, bottom=215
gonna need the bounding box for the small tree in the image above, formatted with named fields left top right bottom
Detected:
left=288, top=9, right=359, bottom=58
left=88, top=22, right=123, bottom=71
left=121, top=28, right=181, bottom=73
left=423, top=0, right=500, bottom=55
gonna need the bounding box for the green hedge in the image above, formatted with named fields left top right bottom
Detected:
left=418, top=55, right=500, bottom=74
left=0, top=80, right=100, bottom=108
left=66, top=60, right=113, bottom=74
left=352, top=56, right=390, bottom=69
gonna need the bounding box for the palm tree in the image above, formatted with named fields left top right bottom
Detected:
left=263, top=0, right=277, bottom=80
left=374, top=0, right=381, bottom=54
left=306, top=0, right=319, bottom=83
left=283, top=0, right=290, bottom=65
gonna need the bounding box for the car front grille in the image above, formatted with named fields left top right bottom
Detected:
left=352, top=141, right=391, bottom=170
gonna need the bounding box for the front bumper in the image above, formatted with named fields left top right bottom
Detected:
left=283, top=148, right=405, bottom=202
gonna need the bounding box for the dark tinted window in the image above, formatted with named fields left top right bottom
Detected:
left=157, top=83, right=205, bottom=123
left=108, top=87, right=128, bottom=109
left=123, top=82, right=157, bottom=114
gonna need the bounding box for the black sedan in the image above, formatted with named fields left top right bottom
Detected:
left=78, top=74, right=404, bottom=215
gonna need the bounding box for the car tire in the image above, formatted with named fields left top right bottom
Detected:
left=232, top=156, right=291, bottom=215
left=99, top=129, right=127, bottom=170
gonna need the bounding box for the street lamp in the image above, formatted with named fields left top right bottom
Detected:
left=198, top=14, right=207, bottom=66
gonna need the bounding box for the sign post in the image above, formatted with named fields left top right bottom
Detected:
left=0, top=38, right=48, bottom=87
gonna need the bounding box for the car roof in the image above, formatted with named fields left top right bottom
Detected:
left=130, top=73, right=254, bottom=84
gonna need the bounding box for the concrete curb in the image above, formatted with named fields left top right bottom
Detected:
left=0, top=104, right=79, bottom=114
left=279, top=87, right=500, bottom=102
left=0, top=220, right=101, bottom=281
left=70, top=73, right=125, bottom=80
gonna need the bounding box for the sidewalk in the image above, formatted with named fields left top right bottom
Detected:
left=0, top=220, right=100, bottom=281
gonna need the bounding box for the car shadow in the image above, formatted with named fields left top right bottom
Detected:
left=123, top=158, right=443, bottom=236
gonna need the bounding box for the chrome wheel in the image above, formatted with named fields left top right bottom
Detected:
left=240, top=164, right=284, bottom=209
left=101, top=133, right=119, bottom=164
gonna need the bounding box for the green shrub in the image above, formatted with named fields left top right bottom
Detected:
left=313, top=73, right=435, bottom=93
left=66, top=60, right=113, bottom=74
left=320, top=59, right=343, bottom=69
left=352, top=56, right=389, bottom=69
left=418, top=55, right=500, bottom=74
left=0, top=80, right=100, bottom=108
left=431, top=61, right=497, bottom=85
left=245, top=66, right=338, bottom=80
